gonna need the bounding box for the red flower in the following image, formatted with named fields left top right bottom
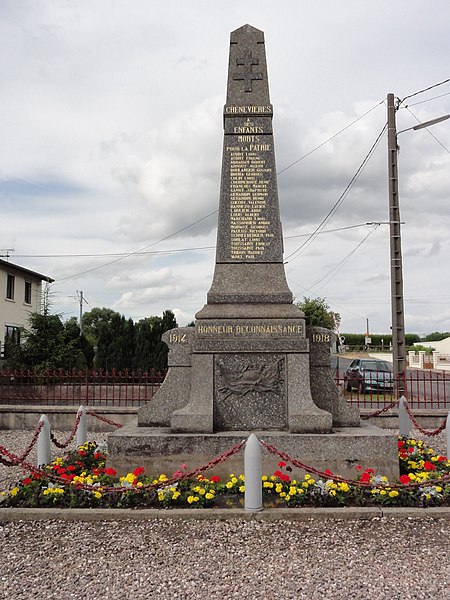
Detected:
left=277, top=461, right=286, bottom=468
left=280, top=474, right=291, bottom=482
left=400, top=474, right=411, bottom=484
left=22, top=477, right=32, bottom=486
left=78, top=450, right=86, bottom=457
left=360, top=472, right=371, bottom=483
left=210, top=476, right=221, bottom=483
left=273, top=470, right=282, bottom=478
left=325, top=469, right=334, bottom=476
left=423, top=461, right=436, bottom=471
left=133, top=467, right=145, bottom=477
left=354, top=465, right=363, bottom=471
left=438, top=456, right=447, bottom=463
left=103, top=467, right=117, bottom=477
left=66, top=465, right=76, bottom=471
left=398, top=440, right=405, bottom=448
left=407, top=447, right=415, bottom=454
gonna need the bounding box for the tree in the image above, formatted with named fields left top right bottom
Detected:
left=5, top=308, right=87, bottom=371
left=296, top=297, right=341, bottom=331
left=424, top=331, right=450, bottom=342
left=133, top=310, right=178, bottom=371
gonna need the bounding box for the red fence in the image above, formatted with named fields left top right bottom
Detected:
left=0, top=368, right=167, bottom=407
left=336, top=369, right=450, bottom=409
left=1, top=368, right=449, bottom=409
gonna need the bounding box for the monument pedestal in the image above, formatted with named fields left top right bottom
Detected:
left=108, top=423, right=399, bottom=482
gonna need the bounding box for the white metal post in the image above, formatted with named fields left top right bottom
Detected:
left=76, top=405, right=87, bottom=447
left=37, top=414, right=51, bottom=467
left=244, top=433, right=262, bottom=512
left=398, top=396, right=410, bottom=438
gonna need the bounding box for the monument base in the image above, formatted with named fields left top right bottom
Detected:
left=107, top=423, right=399, bottom=482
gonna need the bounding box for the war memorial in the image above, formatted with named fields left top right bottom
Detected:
left=108, top=25, right=399, bottom=480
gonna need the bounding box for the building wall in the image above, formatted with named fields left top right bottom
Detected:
left=0, top=264, right=43, bottom=355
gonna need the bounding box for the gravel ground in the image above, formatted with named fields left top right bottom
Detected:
left=1, top=429, right=450, bottom=599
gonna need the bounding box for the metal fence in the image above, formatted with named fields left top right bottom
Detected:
left=1, top=367, right=450, bottom=409
left=0, top=368, right=167, bottom=407
left=337, top=369, right=450, bottom=409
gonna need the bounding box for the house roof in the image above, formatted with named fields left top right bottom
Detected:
left=0, top=258, right=54, bottom=283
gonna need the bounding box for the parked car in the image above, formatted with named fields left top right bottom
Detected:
left=344, top=359, right=394, bottom=394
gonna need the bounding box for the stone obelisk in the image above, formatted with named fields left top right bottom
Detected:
left=171, top=24, right=332, bottom=434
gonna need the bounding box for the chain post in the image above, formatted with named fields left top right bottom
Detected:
left=244, top=433, right=263, bottom=512
left=76, top=405, right=88, bottom=447
left=398, top=396, right=410, bottom=438
left=37, top=414, right=51, bottom=467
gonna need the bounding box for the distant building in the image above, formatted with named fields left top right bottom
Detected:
left=0, top=259, right=54, bottom=358
left=414, top=337, right=450, bottom=354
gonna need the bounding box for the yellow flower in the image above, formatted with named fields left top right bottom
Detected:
left=93, top=491, right=102, bottom=499
left=275, top=483, right=283, bottom=493
left=158, top=492, right=165, bottom=501
left=297, top=488, right=304, bottom=495
left=226, top=481, right=233, bottom=489
left=285, top=495, right=291, bottom=501
left=304, top=474, right=311, bottom=480
left=172, top=491, right=181, bottom=500
left=239, top=475, right=245, bottom=481
left=263, top=481, right=274, bottom=489
left=10, top=487, right=19, bottom=496
left=338, top=483, right=349, bottom=492
left=329, top=489, right=336, bottom=496
left=159, top=474, right=168, bottom=482
left=136, top=481, right=143, bottom=488
left=380, top=489, right=387, bottom=496
left=205, top=492, right=214, bottom=500
left=388, top=490, right=399, bottom=498
left=435, top=486, right=443, bottom=493
left=279, top=491, right=286, bottom=498
left=198, top=488, right=206, bottom=496
left=231, top=477, right=238, bottom=484
left=262, top=475, right=268, bottom=481
left=239, top=485, right=245, bottom=493
left=289, top=486, right=297, bottom=496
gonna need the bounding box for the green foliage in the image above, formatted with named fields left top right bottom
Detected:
left=341, top=333, right=421, bottom=349
left=5, top=307, right=88, bottom=371
left=424, top=331, right=450, bottom=342
left=296, top=297, right=341, bottom=331
left=408, top=344, right=435, bottom=355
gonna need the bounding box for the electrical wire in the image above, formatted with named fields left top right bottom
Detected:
left=283, top=123, right=387, bottom=263
left=293, top=224, right=380, bottom=296
left=403, top=91, right=450, bottom=108
left=276, top=100, right=385, bottom=175
left=399, top=78, right=450, bottom=105
left=55, top=210, right=218, bottom=282
left=404, top=107, right=450, bottom=155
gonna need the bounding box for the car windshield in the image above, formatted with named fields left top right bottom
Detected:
left=361, top=361, right=391, bottom=372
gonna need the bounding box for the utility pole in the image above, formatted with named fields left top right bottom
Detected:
left=78, top=290, right=84, bottom=337
left=387, top=93, right=406, bottom=396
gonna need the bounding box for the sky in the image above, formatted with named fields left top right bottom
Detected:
left=1, top=0, right=450, bottom=335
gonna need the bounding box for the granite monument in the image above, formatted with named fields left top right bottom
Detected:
left=108, top=25, right=398, bottom=480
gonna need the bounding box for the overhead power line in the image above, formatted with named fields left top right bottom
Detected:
left=283, top=123, right=388, bottom=263
left=399, top=77, right=450, bottom=105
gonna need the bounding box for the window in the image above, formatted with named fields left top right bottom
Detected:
left=24, top=281, right=32, bottom=304
left=5, top=325, right=20, bottom=344
left=6, top=274, right=15, bottom=300
left=4, top=325, right=20, bottom=358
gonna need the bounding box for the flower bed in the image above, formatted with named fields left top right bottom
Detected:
left=1, top=438, right=450, bottom=509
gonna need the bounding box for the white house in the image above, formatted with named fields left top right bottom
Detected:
left=414, top=337, right=450, bottom=354
left=0, top=259, right=54, bottom=358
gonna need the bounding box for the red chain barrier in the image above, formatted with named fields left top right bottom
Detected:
left=403, top=399, right=447, bottom=436
left=360, top=399, right=399, bottom=420
left=50, top=411, right=82, bottom=449
left=0, top=421, right=44, bottom=466
left=260, top=439, right=450, bottom=491
left=0, top=440, right=245, bottom=495
left=86, top=409, right=124, bottom=429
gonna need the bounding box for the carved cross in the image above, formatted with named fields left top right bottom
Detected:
left=233, top=51, right=262, bottom=92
